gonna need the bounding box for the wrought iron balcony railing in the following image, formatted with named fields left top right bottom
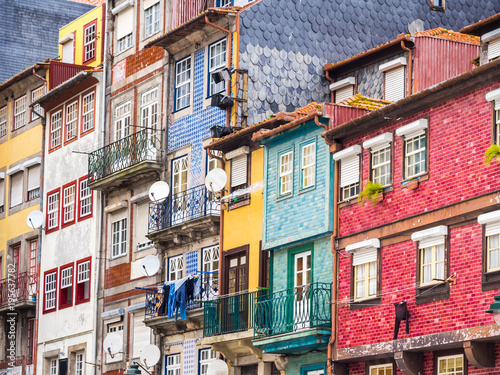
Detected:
left=144, top=274, right=218, bottom=320
left=0, top=355, right=30, bottom=372
left=254, top=282, right=332, bottom=339
left=0, top=272, right=37, bottom=308
left=88, top=129, right=163, bottom=183
left=203, top=290, right=262, bottom=337
left=148, top=184, right=220, bottom=233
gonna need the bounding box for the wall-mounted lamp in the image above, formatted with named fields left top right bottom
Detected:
left=211, top=67, right=234, bottom=84
left=485, top=293, right=500, bottom=324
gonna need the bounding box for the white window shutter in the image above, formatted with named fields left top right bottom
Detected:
left=135, top=203, right=150, bottom=249
left=335, top=85, right=354, bottom=103
left=116, top=6, right=134, bottom=40
left=340, top=155, right=359, bottom=187
left=488, top=38, right=500, bottom=61
left=133, top=314, right=151, bottom=358
left=352, top=247, right=377, bottom=267
left=231, top=155, right=247, bottom=188
left=486, top=222, right=500, bottom=237
left=385, top=66, right=405, bottom=102
left=0, top=180, right=4, bottom=207
left=28, top=165, right=40, bottom=191
left=62, top=42, right=74, bottom=64
left=11, top=173, right=23, bottom=206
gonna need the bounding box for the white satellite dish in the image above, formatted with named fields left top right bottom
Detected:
left=27, top=210, right=44, bottom=229
left=148, top=181, right=170, bottom=202
left=139, top=344, right=161, bottom=368
left=205, top=168, right=227, bottom=193
left=103, top=333, right=123, bottom=357
left=207, top=359, right=229, bottom=375
left=140, top=255, right=161, bottom=277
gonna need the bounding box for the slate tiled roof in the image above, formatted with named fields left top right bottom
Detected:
left=69, top=0, right=104, bottom=4
left=338, top=94, right=392, bottom=110
left=413, top=27, right=480, bottom=44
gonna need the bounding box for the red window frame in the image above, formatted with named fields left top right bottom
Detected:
left=29, top=239, right=37, bottom=277
left=77, top=175, right=93, bottom=221
left=59, top=263, right=74, bottom=309
left=61, top=181, right=77, bottom=228
left=12, top=244, right=20, bottom=276
left=46, top=188, right=61, bottom=233
left=49, top=106, right=63, bottom=153
left=80, top=88, right=96, bottom=136
left=64, top=98, right=79, bottom=145
left=75, top=257, right=91, bottom=304
left=43, top=268, right=57, bottom=313
left=83, top=20, right=97, bottom=65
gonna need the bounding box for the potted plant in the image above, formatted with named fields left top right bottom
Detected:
left=358, top=181, right=384, bottom=206
left=404, top=178, right=419, bottom=190
left=484, top=144, right=500, bottom=165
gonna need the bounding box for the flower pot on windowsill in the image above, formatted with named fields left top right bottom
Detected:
left=358, top=181, right=384, bottom=207
left=404, top=179, right=419, bottom=190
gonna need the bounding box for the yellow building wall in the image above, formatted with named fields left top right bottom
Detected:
left=58, top=5, right=104, bottom=67
left=222, top=148, right=264, bottom=290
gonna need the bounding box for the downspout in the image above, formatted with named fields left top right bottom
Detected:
left=400, top=40, right=413, bottom=97
left=205, top=15, right=232, bottom=127
left=32, top=68, right=47, bottom=90
left=325, top=70, right=335, bottom=103
left=314, top=114, right=334, bottom=145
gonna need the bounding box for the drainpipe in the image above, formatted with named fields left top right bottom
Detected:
left=400, top=41, right=413, bottom=97
left=325, top=70, right=335, bottom=103
left=32, top=67, right=47, bottom=91
left=314, top=114, right=334, bottom=145
left=205, top=15, right=232, bottom=127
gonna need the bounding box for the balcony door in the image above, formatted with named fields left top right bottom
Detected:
left=112, top=101, right=131, bottom=173
left=223, top=250, right=248, bottom=333
left=171, top=156, right=188, bottom=225
left=294, top=251, right=311, bottom=330
left=141, top=88, right=159, bottom=161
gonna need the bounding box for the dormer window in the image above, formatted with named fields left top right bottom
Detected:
left=112, top=0, right=134, bottom=54
left=482, top=28, right=500, bottom=62
left=330, top=77, right=355, bottom=103
left=379, top=57, right=407, bottom=102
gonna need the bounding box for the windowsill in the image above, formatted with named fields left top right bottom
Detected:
left=75, top=298, right=90, bottom=306
left=64, top=136, right=78, bottom=146
left=277, top=192, right=293, bottom=202
left=482, top=269, right=500, bottom=291
left=80, top=127, right=95, bottom=138
left=415, top=282, right=449, bottom=305
left=59, top=303, right=73, bottom=310
left=61, top=219, right=76, bottom=229
left=78, top=213, right=93, bottom=222
left=116, top=46, right=134, bottom=56
left=350, top=296, right=381, bottom=311
left=173, top=105, right=190, bottom=114
left=401, top=172, right=429, bottom=187
left=49, top=145, right=62, bottom=154
left=298, top=185, right=316, bottom=195
left=338, top=196, right=359, bottom=208
left=109, top=253, right=127, bottom=261
left=143, top=30, right=161, bottom=42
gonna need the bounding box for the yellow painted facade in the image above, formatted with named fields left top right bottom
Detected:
left=58, top=4, right=105, bottom=67
left=222, top=148, right=264, bottom=290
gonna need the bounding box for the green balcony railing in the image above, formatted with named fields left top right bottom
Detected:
left=203, top=290, right=261, bottom=337
left=88, top=129, right=163, bottom=183
left=254, top=282, right=332, bottom=339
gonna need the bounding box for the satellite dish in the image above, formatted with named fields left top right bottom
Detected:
left=103, top=333, right=123, bottom=357
left=140, top=255, right=161, bottom=277
left=148, top=181, right=170, bottom=202
left=205, top=168, right=227, bottom=193
left=27, top=210, right=44, bottom=229
left=139, top=344, right=161, bottom=368
left=207, top=360, right=229, bottom=375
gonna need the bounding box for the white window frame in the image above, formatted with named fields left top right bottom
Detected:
left=50, top=110, right=62, bottom=149
left=141, top=87, right=158, bottom=130
left=354, top=261, right=377, bottom=300
left=113, top=2, right=134, bottom=53
left=84, top=22, right=96, bottom=62
left=49, top=358, right=58, bottom=375
left=396, top=119, right=428, bottom=180
left=329, top=77, right=355, bottom=103
left=479, top=210, right=500, bottom=273
left=144, top=2, right=160, bottom=38
left=78, top=261, right=90, bottom=283
left=369, top=363, right=393, bottom=375
left=82, top=91, right=95, bottom=133
left=114, top=101, right=131, bottom=141
left=169, top=255, right=183, bottom=282
left=203, top=245, right=219, bottom=300
left=279, top=151, right=293, bottom=196
left=411, top=225, right=448, bottom=287
left=172, top=156, right=189, bottom=195
left=106, top=323, right=124, bottom=362
left=333, top=145, right=362, bottom=201
left=112, top=217, right=127, bottom=258
left=379, top=57, right=407, bottom=102
left=166, top=354, right=181, bottom=375
left=75, top=352, right=85, bottom=375
left=208, top=38, right=227, bottom=97
left=65, top=100, right=78, bottom=141
left=135, top=202, right=153, bottom=251
left=61, top=267, right=73, bottom=289
left=437, top=354, right=464, bottom=375
left=0, top=106, right=7, bottom=137
left=47, top=191, right=59, bottom=230
left=31, top=86, right=45, bottom=121
left=363, top=132, right=393, bottom=187
left=14, top=95, right=27, bottom=130
left=118, top=33, right=133, bottom=53
left=301, top=142, right=315, bottom=189
left=200, top=349, right=218, bottom=375
left=346, top=239, right=380, bottom=301
left=63, top=184, right=76, bottom=224
left=175, top=57, right=191, bottom=111
left=79, top=178, right=92, bottom=218
left=45, top=271, right=57, bottom=310
left=207, top=150, right=223, bottom=173
left=486, top=88, right=500, bottom=145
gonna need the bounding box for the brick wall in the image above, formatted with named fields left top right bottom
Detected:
left=104, top=262, right=131, bottom=289
left=125, top=47, right=165, bottom=78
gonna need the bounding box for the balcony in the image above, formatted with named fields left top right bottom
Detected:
left=143, top=274, right=218, bottom=335
left=252, top=282, right=332, bottom=354
left=88, top=129, right=163, bottom=190
left=0, top=272, right=37, bottom=313
left=0, top=356, right=33, bottom=375
left=147, top=185, right=220, bottom=246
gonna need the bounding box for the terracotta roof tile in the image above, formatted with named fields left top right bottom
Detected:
left=338, top=94, right=392, bottom=110
left=413, top=27, right=480, bottom=44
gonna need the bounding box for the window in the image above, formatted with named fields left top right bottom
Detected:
left=135, top=202, right=153, bottom=251
left=47, top=189, right=60, bottom=232
left=65, top=100, right=78, bottom=142
left=27, top=319, right=35, bottom=364
left=59, top=265, right=73, bottom=308
left=0, top=177, right=4, bottom=213
left=12, top=245, right=20, bottom=276
left=114, top=101, right=131, bottom=141
left=363, top=133, right=393, bottom=187
left=169, top=255, right=183, bottom=282
left=333, top=145, right=362, bottom=201
left=144, top=2, right=160, bottom=38
left=14, top=95, right=26, bottom=130
left=27, top=164, right=41, bottom=201
left=10, top=172, right=23, bottom=207
left=420, top=244, right=444, bottom=285
left=0, top=106, right=7, bottom=137
left=200, top=349, right=218, bottom=375
left=330, top=77, right=355, bottom=103
left=301, top=142, right=315, bottom=189
left=49, top=358, right=58, bottom=375
left=175, top=57, right=191, bottom=111
left=230, top=154, right=248, bottom=191
left=430, top=0, right=445, bottom=11
left=118, top=33, right=133, bottom=53
left=31, top=86, right=45, bottom=121
left=50, top=110, right=62, bottom=150
left=485, top=30, right=500, bottom=61
left=216, top=0, right=232, bottom=6
left=486, top=88, right=500, bottom=144
left=203, top=245, right=219, bottom=299
left=29, top=239, right=37, bottom=276
left=44, top=270, right=57, bottom=312
left=208, top=39, right=227, bottom=97
left=396, top=119, right=428, bottom=180
left=141, top=87, right=158, bottom=132
left=279, top=151, right=293, bottom=196
left=76, top=258, right=91, bottom=303
left=172, top=156, right=189, bottom=195
left=106, top=323, right=124, bottom=362
left=437, top=354, right=464, bottom=375
left=82, top=91, right=95, bottom=134
left=111, top=216, right=127, bottom=258
left=132, top=313, right=151, bottom=358
left=75, top=352, right=84, bottom=375
left=83, top=21, right=96, bottom=63
left=346, top=238, right=380, bottom=305
left=369, top=364, right=392, bottom=375
left=379, top=58, right=406, bottom=102
left=78, top=176, right=92, bottom=219
left=166, top=354, right=181, bottom=375
left=62, top=182, right=76, bottom=226
left=207, top=150, right=222, bottom=173
left=61, top=40, right=75, bottom=64
left=115, top=4, right=134, bottom=53
left=478, top=210, right=500, bottom=290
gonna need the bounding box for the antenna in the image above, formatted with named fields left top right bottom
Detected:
left=26, top=210, right=44, bottom=230
left=207, top=360, right=229, bottom=375
left=205, top=168, right=228, bottom=193
left=148, top=181, right=170, bottom=202
left=139, top=344, right=161, bottom=368
left=139, top=255, right=161, bottom=277
left=103, top=333, right=123, bottom=359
